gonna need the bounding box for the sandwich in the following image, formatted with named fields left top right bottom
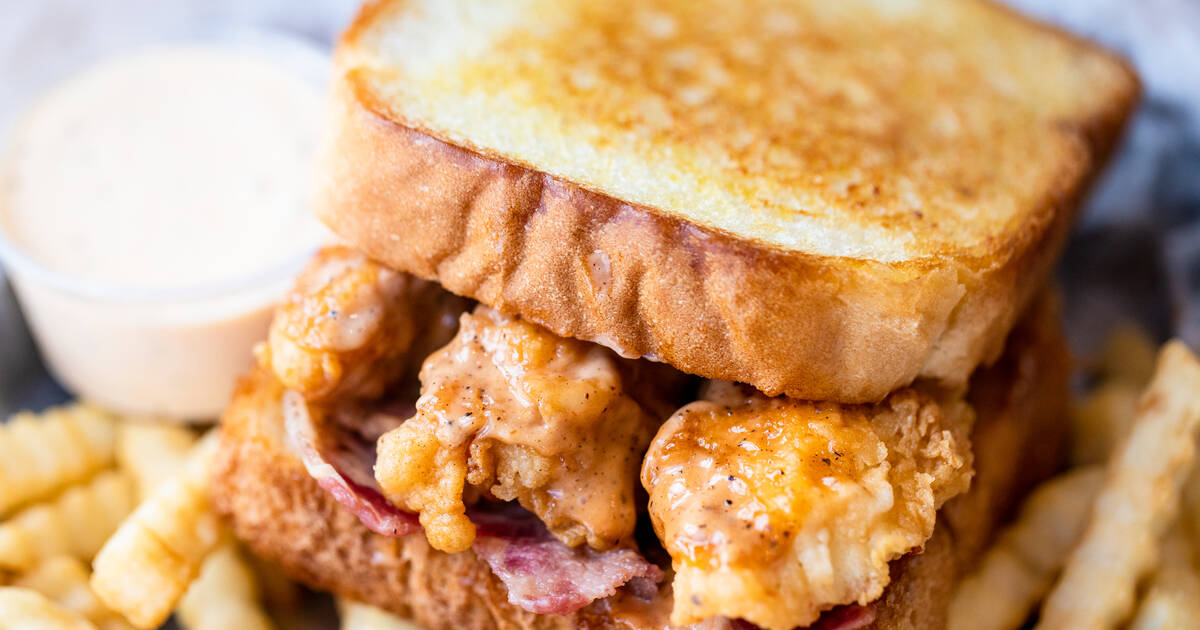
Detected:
left=211, top=1, right=1137, bottom=628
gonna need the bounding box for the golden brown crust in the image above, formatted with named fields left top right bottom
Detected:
left=315, top=3, right=1135, bottom=403
left=211, top=293, right=1068, bottom=630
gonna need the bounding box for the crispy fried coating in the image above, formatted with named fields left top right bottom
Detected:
left=375, top=306, right=659, bottom=553
left=642, top=381, right=974, bottom=630
left=263, top=246, right=464, bottom=402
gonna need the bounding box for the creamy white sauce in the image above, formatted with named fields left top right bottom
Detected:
left=2, top=46, right=326, bottom=288
left=0, top=44, right=329, bottom=419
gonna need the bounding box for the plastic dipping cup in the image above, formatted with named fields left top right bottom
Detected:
left=0, top=38, right=330, bottom=420
left=0, top=248, right=307, bottom=419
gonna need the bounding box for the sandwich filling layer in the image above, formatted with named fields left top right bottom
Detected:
left=375, top=305, right=669, bottom=553
left=263, top=247, right=976, bottom=629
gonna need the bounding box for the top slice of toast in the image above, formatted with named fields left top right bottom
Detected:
left=321, top=0, right=1136, bottom=402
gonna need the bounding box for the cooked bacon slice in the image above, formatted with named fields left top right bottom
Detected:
left=807, top=605, right=877, bottom=630
left=375, top=306, right=662, bottom=553
left=283, top=390, right=420, bottom=537
left=471, top=505, right=664, bottom=615
left=283, top=390, right=664, bottom=615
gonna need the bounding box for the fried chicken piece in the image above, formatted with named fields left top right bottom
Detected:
left=262, top=246, right=465, bottom=402
left=642, top=381, right=974, bottom=630
left=375, top=306, right=660, bottom=554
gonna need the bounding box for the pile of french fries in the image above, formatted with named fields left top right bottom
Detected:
left=1, top=328, right=1198, bottom=629
left=950, top=331, right=1200, bottom=630
left=0, top=406, right=412, bottom=629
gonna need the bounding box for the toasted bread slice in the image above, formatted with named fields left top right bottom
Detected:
left=210, top=291, right=1069, bottom=630
left=317, top=0, right=1134, bottom=402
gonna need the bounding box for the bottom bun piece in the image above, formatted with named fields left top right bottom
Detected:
left=210, top=292, right=1068, bottom=630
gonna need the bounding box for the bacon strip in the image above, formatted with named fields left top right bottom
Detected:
left=284, top=391, right=421, bottom=537
left=471, top=505, right=664, bottom=614
left=283, top=390, right=664, bottom=615
left=807, top=605, right=876, bottom=630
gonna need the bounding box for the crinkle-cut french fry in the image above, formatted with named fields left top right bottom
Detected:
left=1069, top=325, right=1159, bottom=466
left=1069, top=381, right=1141, bottom=466
left=947, top=467, right=1104, bottom=630
left=90, top=431, right=221, bottom=629
left=338, top=599, right=422, bottom=630
left=1097, top=322, right=1158, bottom=386
left=14, top=556, right=133, bottom=630
left=1036, top=341, right=1200, bottom=630
left=116, top=421, right=197, bottom=500
left=1127, top=527, right=1200, bottom=630
left=0, top=471, right=135, bottom=571
left=176, top=542, right=275, bottom=630
left=0, top=404, right=117, bottom=516
left=0, top=587, right=97, bottom=630
left=1181, top=460, right=1200, bottom=545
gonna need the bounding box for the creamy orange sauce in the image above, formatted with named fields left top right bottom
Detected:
left=642, top=381, right=973, bottom=629
left=375, top=306, right=659, bottom=553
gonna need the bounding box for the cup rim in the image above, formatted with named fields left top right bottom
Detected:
left=0, top=227, right=317, bottom=303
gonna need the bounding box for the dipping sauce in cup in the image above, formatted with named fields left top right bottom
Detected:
left=0, top=42, right=328, bottom=419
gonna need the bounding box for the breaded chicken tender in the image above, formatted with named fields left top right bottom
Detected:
left=263, top=246, right=464, bottom=402
left=642, top=381, right=974, bottom=630
left=375, top=306, right=659, bottom=554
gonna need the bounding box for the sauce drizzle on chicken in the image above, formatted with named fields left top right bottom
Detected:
left=642, top=381, right=974, bottom=630
left=263, top=246, right=465, bottom=402
left=376, top=306, right=661, bottom=553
